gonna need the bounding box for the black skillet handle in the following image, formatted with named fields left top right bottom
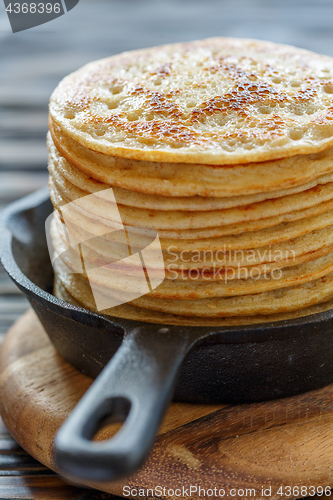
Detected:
left=54, top=323, right=200, bottom=482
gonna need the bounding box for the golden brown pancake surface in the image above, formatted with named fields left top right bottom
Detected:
left=50, top=38, right=333, bottom=165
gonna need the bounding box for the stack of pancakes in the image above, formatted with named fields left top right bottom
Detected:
left=48, top=37, right=333, bottom=326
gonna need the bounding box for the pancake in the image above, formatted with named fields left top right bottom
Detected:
left=48, top=133, right=333, bottom=211
left=51, top=182, right=333, bottom=242
left=52, top=209, right=333, bottom=270
left=48, top=179, right=333, bottom=251
left=48, top=154, right=333, bottom=250
left=79, top=271, right=333, bottom=318
left=154, top=211, right=333, bottom=252
left=50, top=121, right=333, bottom=198
left=51, top=223, right=333, bottom=299
left=52, top=213, right=333, bottom=286
left=54, top=269, right=333, bottom=326
left=49, top=38, right=333, bottom=165
left=49, top=171, right=333, bottom=231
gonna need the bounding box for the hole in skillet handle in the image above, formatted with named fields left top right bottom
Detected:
left=92, top=397, right=132, bottom=441
left=54, top=323, right=209, bottom=482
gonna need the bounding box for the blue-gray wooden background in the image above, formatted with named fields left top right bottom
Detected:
left=1, top=0, right=333, bottom=497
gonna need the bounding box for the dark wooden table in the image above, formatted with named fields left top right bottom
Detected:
left=1, top=0, right=333, bottom=497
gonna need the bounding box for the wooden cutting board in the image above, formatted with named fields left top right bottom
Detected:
left=0, top=310, right=333, bottom=499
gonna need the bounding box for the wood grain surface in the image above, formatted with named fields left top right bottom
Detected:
left=1, top=310, right=333, bottom=500
left=2, top=1, right=333, bottom=498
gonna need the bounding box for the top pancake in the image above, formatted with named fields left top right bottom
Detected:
left=49, top=37, right=333, bottom=165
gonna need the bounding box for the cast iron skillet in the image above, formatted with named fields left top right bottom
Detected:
left=2, top=188, right=333, bottom=482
